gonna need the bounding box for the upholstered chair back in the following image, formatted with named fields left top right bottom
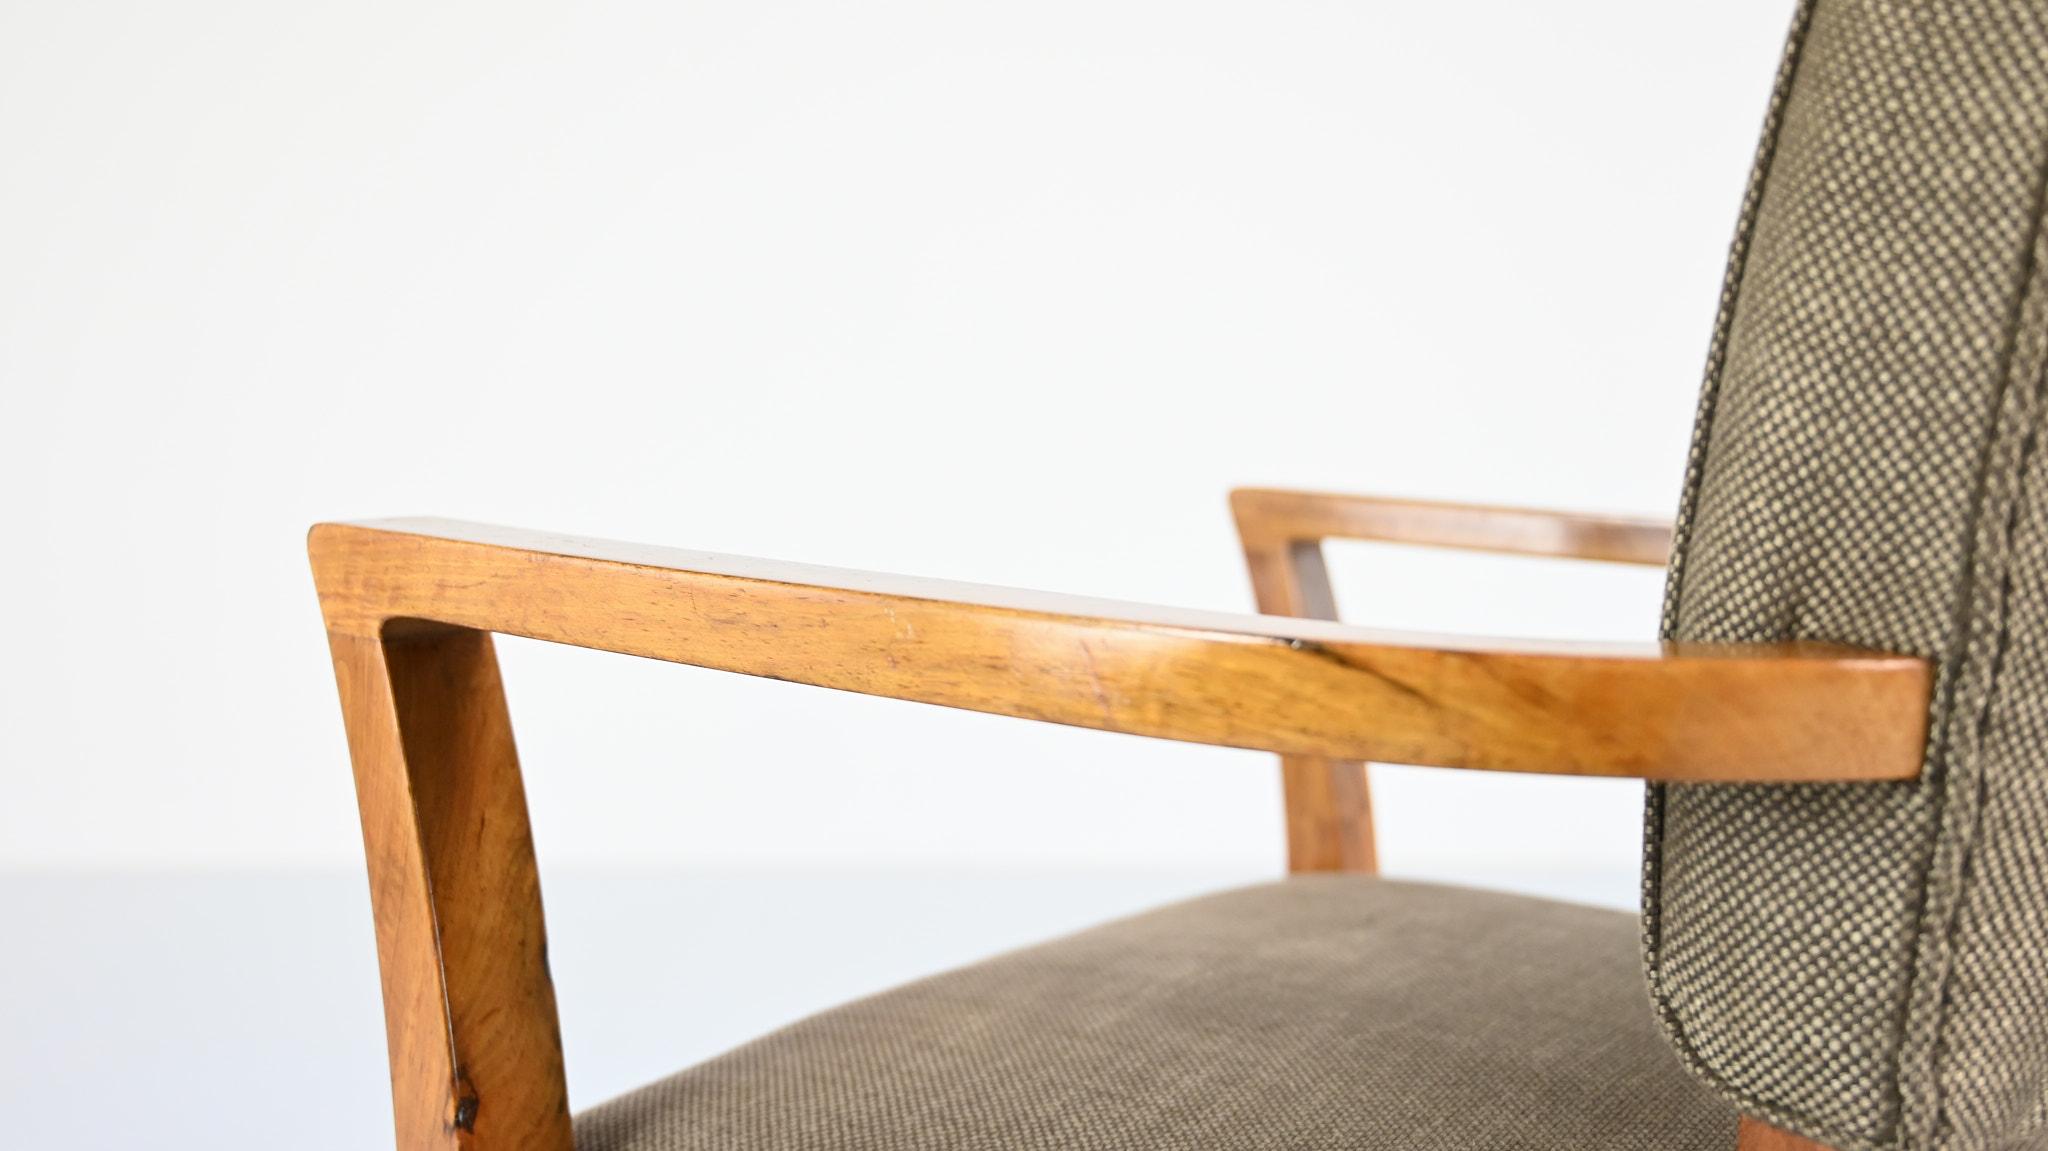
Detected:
left=1648, top=2, right=2048, bottom=1148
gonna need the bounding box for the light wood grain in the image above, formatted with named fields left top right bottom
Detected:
left=1229, top=489, right=1676, bottom=874
left=1231, top=487, right=1674, bottom=566
left=312, top=517, right=1928, bottom=781
left=1737, top=1116, right=1835, bottom=1150
left=1232, top=506, right=1375, bottom=873
left=325, top=627, right=570, bottom=1151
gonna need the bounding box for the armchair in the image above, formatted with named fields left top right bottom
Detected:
left=311, top=1, right=2048, bottom=1148
left=311, top=510, right=1922, bottom=1151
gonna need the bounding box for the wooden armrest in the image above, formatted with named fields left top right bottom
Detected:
left=1229, top=488, right=1673, bottom=620
left=311, top=517, right=1925, bottom=783
left=1230, top=487, right=1672, bottom=565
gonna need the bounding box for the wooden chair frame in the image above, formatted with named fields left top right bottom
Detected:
left=1229, top=490, right=1833, bottom=1151
left=311, top=493, right=1913, bottom=1151
left=1229, top=488, right=1678, bottom=873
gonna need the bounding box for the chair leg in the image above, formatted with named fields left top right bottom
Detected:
left=1280, top=756, right=1377, bottom=872
left=327, top=626, right=573, bottom=1151
left=1737, top=1116, right=1832, bottom=1150
left=1237, top=531, right=1378, bottom=874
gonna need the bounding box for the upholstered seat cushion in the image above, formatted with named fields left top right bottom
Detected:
left=574, top=876, right=1736, bottom=1150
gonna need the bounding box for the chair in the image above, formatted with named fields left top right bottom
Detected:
left=309, top=2, right=2048, bottom=1147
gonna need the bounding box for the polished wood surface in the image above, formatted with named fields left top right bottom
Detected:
left=1229, top=489, right=1676, bottom=874
left=325, top=627, right=571, bottom=1151
left=1231, top=487, right=1674, bottom=566
left=1232, top=503, right=1375, bottom=873
left=1737, top=1116, right=1835, bottom=1151
left=313, top=517, right=1928, bottom=781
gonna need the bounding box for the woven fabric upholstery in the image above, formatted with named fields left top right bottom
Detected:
left=1647, top=2, right=2048, bottom=1149
left=576, top=877, right=1735, bottom=1150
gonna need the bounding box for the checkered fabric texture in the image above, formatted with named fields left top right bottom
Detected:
left=578, top=879, right=1736, bottom=1150
left=1647, top=2, right=2048, bottom=1149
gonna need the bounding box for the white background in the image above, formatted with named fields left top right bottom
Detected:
left=0, top=1, right=1790, bottom=1145
left=0, top=0, right=1788, bottom=876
